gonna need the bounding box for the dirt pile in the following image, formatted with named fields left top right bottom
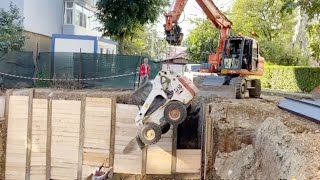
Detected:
left=208, top=98, right=320, bottom=180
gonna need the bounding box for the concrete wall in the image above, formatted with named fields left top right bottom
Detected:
left=0, top=0, right=63, bottom=37
left=23, top=0, right=64, bottom=37
left=55, top=38, right=95, bottom=53
left=63, top=24, right=102, bottom=37
left=23, top=31, right=52, bottom=53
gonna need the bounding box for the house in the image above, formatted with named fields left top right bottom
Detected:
left=0, top=0, right=117, bottom=54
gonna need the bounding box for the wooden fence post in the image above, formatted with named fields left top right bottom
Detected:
left=26, top=89, right=34, bottom=180
left=171, top=126, right=178, bottom=175
left=46, top=96, right=52, bottom=180
left=109, top=97, right=116, bottom=167
left=77, top=95, right=86, bottom=180
left=3, top=89, right=12, bottom=180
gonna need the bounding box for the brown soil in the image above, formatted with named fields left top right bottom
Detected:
left=207, top=96, right=320, bottom=180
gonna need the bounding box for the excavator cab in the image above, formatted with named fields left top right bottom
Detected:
left=201, top=36, right=264, bottom=99
left=221, top=36, right=260, bottom=73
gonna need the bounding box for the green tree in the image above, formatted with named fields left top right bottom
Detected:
left=96, top=0, right=168, bottom=54
left=0, top=2, right=25, bottom=52
left=281, top=0, right=320, bottom=18
left=281, top=0, right=320, bottom=65
left=229, top=0, right=309, bottom=65
left=121, top=25, right=167, bottom=60
left=186, top=18, right=219, bottom=63
left=308, top=22, right=320, bottom=62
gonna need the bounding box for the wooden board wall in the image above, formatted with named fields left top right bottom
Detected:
left=81, top=97, right=112, bottom=179
left=146, top=127, right=173, bottom=174
left=114, top=104, right=142, bottom=174
left=30, top=99, right=48, bottom=179
left=51, top=100, right=81, bottom=180
left=5, top=96, right=29, bottom=180
left=176, top=150, right=201, bottom=173
left=5, top=95, right=202, bottom=179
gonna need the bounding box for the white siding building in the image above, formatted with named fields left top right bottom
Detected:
left=0, top=0, right=117, bottom=54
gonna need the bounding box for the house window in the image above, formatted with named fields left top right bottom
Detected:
left=64, top=2, right=100, bottom=31
left=64, top=2, right=73, bottom=24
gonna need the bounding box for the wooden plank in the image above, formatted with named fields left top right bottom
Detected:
left=200, top=104, right=207, bottom=180
left=176, top=150, right=201, bottom=173
left=146, top=134, right=173, bottom=175
left=46, top=97, right=52, bottom=180
left=5, top=95, right=28, bottom=180
left=30, top=99, right=48, bottom=179
left=114, top=104, right=141, bottom=174
left=51, top=99, right=81, bottom=180
left=26, top=89, right=34, bottom=180
left=142, top=147, right=147, bottom=176
left=204, top=105, right=214, bottom=179
left=81, top=97, right=112, bottom=178
left=109, top=97, right=116, bottom=167
left=171, top=126, right=177, bottom=174
left=77, top=95, right=86, bottom=180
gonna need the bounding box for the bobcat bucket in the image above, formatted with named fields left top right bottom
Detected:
left=194, top=75, right=236, bottom=99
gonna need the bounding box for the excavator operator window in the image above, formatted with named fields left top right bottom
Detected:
left=223, top=39, right=243, bottom=69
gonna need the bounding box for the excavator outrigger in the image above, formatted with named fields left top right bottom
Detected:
left=165, top=0, right=265, bottom=99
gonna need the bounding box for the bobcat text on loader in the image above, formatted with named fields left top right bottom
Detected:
left=123, top=70, right=199, bottom=153
left=165, top=0, right=265, bottom=99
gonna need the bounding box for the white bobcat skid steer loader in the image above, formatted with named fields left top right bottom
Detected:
left=132, top=70, right=199, bottom=149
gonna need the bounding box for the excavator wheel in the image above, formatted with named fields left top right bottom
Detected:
left=230, top=77, right=246, bottom=99
left=164, top=101, right=187, bottom=125
left=139, top=122, right=162, bottom=146
left=249, top=79, right=261, bottom=98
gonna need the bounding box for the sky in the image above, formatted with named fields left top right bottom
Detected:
left=155, top=0, right=234, bottom=38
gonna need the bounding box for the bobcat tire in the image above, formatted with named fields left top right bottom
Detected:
left=249, top=79, right=261, bottom=98
left=230, top=77, right=246, bottom=99
left=164, top=101, right=187, bottom=125
left=139, top=122, right=162, bottom=146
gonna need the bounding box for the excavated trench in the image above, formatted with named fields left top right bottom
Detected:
left=117, top=91, right=320, bottom=179
left=204, top=98, right=320, bottom=180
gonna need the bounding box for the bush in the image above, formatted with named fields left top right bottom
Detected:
left=260, top=65, right=320, bottom=93
left=260, top=40, right=310, bottom=66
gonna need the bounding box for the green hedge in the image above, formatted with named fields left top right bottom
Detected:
left=259, top=66, right=320, bottom=93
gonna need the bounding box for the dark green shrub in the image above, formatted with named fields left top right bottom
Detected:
left=260, top=65, right=320, bottom=93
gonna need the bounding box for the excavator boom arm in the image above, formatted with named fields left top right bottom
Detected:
left=165, top=0, right=232, bottom=70
left=165, top=0, right=188, bottom=31
left=195, top=0, right=231, bottom=29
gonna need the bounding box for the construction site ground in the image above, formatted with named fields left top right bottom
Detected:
left=0, top=88, right=319, bottom=179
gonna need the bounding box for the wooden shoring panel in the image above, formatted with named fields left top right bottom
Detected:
left=113, top=104, right=142, bottom=174
left=176, top=150, right=201, bottom=173
left=146, top=127, right=173, bottom=175
left=81, top=97, right=112, bottom=179
left=30, top=99, right=48, bottom=180
left=51, top=100, right=81, bottom=179
left=5, top=96, right=29, bottom=180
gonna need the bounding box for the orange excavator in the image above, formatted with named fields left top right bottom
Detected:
left=164, top=0, right=265, bottom=99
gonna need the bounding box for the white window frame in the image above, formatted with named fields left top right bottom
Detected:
left=64, top=1, right=74, bottom=25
